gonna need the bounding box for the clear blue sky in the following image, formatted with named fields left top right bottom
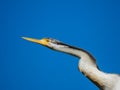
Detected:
left=1, top=0, right=120, bottom=90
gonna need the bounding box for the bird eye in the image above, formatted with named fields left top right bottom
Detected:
left=44, top=38, right=60, bottom=44
left=45, top=39, right=50, bottom=42
left=42, top=38, right=50, bottom=42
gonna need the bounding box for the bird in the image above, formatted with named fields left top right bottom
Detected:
left=22, top=37, right=120, bottom=90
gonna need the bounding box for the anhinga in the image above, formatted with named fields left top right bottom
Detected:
left=22, top=37, right=120, bottom=90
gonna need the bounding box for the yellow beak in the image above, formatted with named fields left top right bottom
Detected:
left=22, top=37, right=49, bottom=46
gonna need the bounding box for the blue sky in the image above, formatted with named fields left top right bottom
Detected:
left=1, top=0, right=120, bottom=90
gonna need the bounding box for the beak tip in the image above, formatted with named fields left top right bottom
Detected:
left=21, top=36, right=25, bottom=39
left=21, top=36, right=25, bottom=38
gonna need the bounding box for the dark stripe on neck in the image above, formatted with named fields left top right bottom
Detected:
left=57, top=42, right=98, bottom=66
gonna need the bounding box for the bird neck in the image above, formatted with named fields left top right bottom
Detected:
left=56, top=45, right=110, bottom=89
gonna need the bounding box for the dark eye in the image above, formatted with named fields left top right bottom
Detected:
left=45, top=39, right=50, bottom=42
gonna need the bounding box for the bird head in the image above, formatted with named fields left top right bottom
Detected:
left=22, top=37, right=68, bottom=50
left=22, top=37, right=86, bottom=58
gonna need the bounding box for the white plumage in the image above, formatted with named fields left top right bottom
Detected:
left=22, top=37, right=120, bottom=90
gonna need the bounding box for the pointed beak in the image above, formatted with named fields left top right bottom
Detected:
left=22, top=37, right=49, bottom=46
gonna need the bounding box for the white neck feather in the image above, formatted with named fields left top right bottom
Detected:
left=55, top=46, right=120, bottom=89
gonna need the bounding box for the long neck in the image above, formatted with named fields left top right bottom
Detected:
left=56, top=45, right=111, bottom=89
